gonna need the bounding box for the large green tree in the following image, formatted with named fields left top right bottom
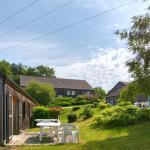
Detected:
left=11, top=63, right=27, bottom=84
left=26, top=80, right=55, bottom=106
left=36, top=65, right=55, bottom=77
left=94, top=87, right=106, bottom=99
left=116, top=4, right=150, bottom=96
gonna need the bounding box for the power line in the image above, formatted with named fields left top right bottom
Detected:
left=1, top=0, right=137, bottom=51
left=0, top=0, right=75, bottom=39
left=0, top=0, right=8, bottom=7
left=0, top=0, right=40, bottom=25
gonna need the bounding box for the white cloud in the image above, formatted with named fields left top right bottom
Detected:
left=55, top=48, right=132, bottom=91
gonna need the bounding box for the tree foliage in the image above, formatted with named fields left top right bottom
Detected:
left=94, top=87, right=106, bottom=99
left=0, top=60, right=56, bottom=83
left=119, top=82, right=140, bottom=104
left=25, top=80, right=55, bottom=106
left=116, top=5, right=150, bottom=96
left=0, top=60, right=12, bottom=76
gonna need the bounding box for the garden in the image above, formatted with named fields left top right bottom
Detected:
left=3, top=101, right=150, bottom=150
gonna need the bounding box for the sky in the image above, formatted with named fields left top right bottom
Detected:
left=0, top=0, right=149, bottom=91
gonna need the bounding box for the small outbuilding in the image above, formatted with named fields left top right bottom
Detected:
left=0, top=72, right=38, bottom=146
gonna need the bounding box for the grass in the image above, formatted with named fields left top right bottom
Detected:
left=2, top=106, right=150, bottom=150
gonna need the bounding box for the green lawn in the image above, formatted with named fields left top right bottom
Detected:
left=2, top=107, right=150, bottom=150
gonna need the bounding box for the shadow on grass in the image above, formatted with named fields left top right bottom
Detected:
left=82, top=122, right=150, bottom=150
left=1, top=122, right=150, bottom=150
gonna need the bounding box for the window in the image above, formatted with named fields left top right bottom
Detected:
left=58, top=95, right=63, bottom=97
left=67, top=90, right=70, bottom=95
left=87, top=91, right=90, bottom=95
left=9, top=96, right=12, bottom=115
left=22, top=102, right=26, bottom=119
left=72, top=91, right=75, bottom=96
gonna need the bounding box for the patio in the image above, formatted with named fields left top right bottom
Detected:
left=8, top=132, right=55, bottom=145
left=8, top=132, right=74, bottom=145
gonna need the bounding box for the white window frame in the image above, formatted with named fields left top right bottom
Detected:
left=67, top=90, right=71, bottom=96
left=87, top=91, right=90, bottom=95
left=72, top=90, right=75, bottom=96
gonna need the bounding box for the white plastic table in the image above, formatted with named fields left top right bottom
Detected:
left=36, top=121, right=61, bottom=141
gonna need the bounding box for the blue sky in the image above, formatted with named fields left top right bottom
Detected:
left=0, top=0, right=149, bottom=91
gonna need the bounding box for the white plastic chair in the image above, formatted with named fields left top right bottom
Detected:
left=59, top=123, right=79, bottom=143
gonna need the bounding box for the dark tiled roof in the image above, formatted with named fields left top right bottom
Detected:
left=106, top=89, right=121, bottom=98
left=107, top=81, right=128, bottom=97
left=20, top=75, right=93, bottom=90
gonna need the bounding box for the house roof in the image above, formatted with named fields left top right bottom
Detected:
left=20, top=75, right=93, bottom=90
left=0, top=72, right=38, bottom=105
left=106, top=89, right=122, bottom=98
left=106, top=81, right=128, bottom=98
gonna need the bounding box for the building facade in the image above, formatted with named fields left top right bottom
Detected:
left=20, top=75, right=94, bottom=97
left=0, top=72, right=38, bottom=146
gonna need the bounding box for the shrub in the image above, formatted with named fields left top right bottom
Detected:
left=82, top=105, right=93, bottom=119
left=94, top=105, right=150, bottom=128
left=91, top=102, right=99, bottom=108
left=67, top=113, right=77, bottom=123
left=118, top=101, right=132, bottom=106
left=98, top=102, right=111, bottom=110
left=137, top=108, right=150, bottom=121
left=49, top=97, right=72, bottom=107
left=72, top=106, right=81, bottom=111
left=74, top=99, right=88, bottom=105
left=56, top=101, right=71, bottom=107
left=48, top=107, right=63, bottom=119
left=33, top=106, right=48, bottom=120
left=33, top=106, right=63, bottom=120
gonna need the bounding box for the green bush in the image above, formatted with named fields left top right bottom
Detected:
left=49, top=97, right=72, bottom=107
left=33, top=106, right=48, bottom=120
left=82, top=105, right=93, bottom=119
left=137, top=108, right=150, bottom=121
left=75, top=100, right=88, bottom=105
left=94, top=105, right=150, bottom=128
left=98, top=102, right=111, bottom=110
left=33, top=106, right=63, bottom=120
left=49, top=95, right=99, bottom=107
left=67, top=113, right=77, bottom=123
left=72, top=106, right=81, bottom=111
left=48, top=107, right=63, bottom=119
left=91, top=102, right=99, bottom=108
left=56, top=101, right=71, bottom=107
left=118, top=101, right=132, bottom=106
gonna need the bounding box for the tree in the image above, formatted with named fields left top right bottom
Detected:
left=116, top=5, right=150, bottom=96
left=94, top=87, right=106, bottom=99
left=26, top=80, right=55, bottom=106
left=0, top=60, right=12, bottom=76
left=119, top=82, right=140, bottom=104
left=36, top=65, right=55, bottom=77
left=11, top=63, right=27, bottom=84
left=26, top=67, right=38, bottom=76
left=11, top=63, right=26, bottom=75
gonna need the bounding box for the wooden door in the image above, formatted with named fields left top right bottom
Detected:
left=13, top=98, right=19, bottom=135
left=9, top=96, right=13, bottom=137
